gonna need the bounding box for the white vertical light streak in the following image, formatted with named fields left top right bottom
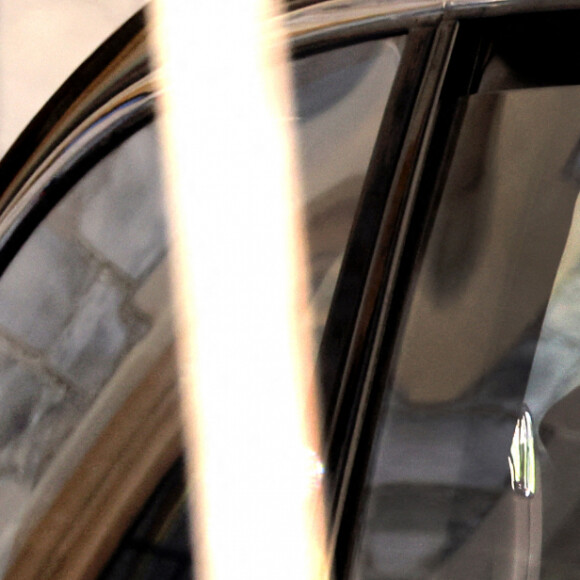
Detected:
left=149, top=1, right=328, bottom=579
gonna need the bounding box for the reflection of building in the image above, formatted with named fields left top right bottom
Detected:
left=0, top=119, right=170, bottom=558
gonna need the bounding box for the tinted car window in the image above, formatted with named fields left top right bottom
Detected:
left=354, top=84, right=580, bottom=579
left=0, top=122, right=171, bottom=570
left=293, top=37, right=404, bottom=345
left=97, top=35, right=407, bottom=580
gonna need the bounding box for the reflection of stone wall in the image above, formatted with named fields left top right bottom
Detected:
left=0, top=123, right=168, bottom=531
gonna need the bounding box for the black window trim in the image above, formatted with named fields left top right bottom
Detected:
left=329, top=16, right=489, bottom=578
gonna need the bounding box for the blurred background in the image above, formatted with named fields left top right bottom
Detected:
left=0, top=0, right=146, bottom=156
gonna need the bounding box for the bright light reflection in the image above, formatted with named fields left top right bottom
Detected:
left=508, top=406, right=536, bottom=498
left=305, top=448, right=325, bottom=493
left=150, top=1, right=329, bottom=579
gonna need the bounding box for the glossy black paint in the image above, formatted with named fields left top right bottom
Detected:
left=320, top=27, right=435, bottom=497
left=287, top=0, right=580, bottom=58
left=285, top=0, right=327, bottom=10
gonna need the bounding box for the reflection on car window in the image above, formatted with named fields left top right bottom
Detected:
left=354, top=85, right=580, bottom=579
left=0, top=34, right=407, bottom=576
left=0, top=122, right=171, bottom=569
left=527, top=164, right=580, bottom=577
left=292, top=37, right=405, bottom=345
left=99, top=37, right=407, bottom=579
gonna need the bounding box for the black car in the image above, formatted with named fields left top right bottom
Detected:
left=2, top=1, right=580, bottom=579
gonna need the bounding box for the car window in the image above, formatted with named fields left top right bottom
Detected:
left=353, top=81, right=580, bottom=580
left=293, top=37, right=405, bottom=345
left=97, top=35, right=407, bottom=580
left=0, top=28, right=407, bottom=578
left=0, top=121, right=171, bottom=573
left=527, top=144, right=580, bottom=577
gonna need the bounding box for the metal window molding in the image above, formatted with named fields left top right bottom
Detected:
left=0, top=83, right=156, bottom=278
left=0, top=10, right=156, bottom=275
left=286, top=0, right=442, bottom=53
left=285, top=0, right=580, bottom=52
left=0, top=10, right=151, bottom=213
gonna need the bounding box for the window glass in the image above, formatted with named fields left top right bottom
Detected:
left=0, top=33, right=407, bottom=575
left=530, top=156, right=580, bottom=576
left=293, top=37, right=405, bottom=344
left=95, top=36, right=407, bottom=579
left=354, top=85, right=580, bottom=579
left=98, top=36, right=407, bottom=579
left=0, top=122, right=171, bottom=570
